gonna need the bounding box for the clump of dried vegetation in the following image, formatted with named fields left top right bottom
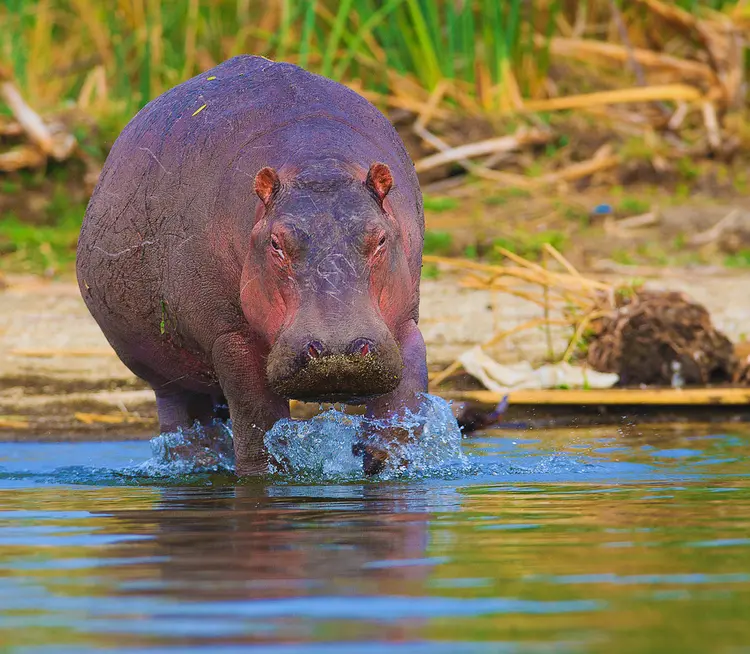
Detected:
left=424, top=245, right=740, bottom=390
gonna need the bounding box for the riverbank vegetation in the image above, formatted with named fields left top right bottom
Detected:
left=2, top=0, right=750, bottom=275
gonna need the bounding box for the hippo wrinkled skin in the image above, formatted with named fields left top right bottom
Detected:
left=76, top=55, right=427, bottom=475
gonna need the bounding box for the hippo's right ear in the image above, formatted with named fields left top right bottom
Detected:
left=254, top=167, right=281, bottom=207
left=365, top=162, right=393, bottom=205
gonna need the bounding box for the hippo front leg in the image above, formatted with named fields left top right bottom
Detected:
left=212, top=332, right=290, bottom=476
left=362, top=320, right=428, bottom=474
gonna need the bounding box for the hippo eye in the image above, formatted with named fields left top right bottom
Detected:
left=270, top=235, right=285, bottom=260
left=375, top=234, right=387, bottom=251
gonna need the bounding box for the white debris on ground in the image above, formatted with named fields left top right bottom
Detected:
left=458, top=345, right=620, bottom=392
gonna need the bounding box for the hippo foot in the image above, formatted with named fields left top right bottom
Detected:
left=267, top=450, right=292, bottom=474
left=156, top=421, right=235, bottom=471
left=354, top=425, right=412, bottom=476
left=452, top=397, right=509, bottom=434
left=360, top=445, right=387, bottom=476
left=164, top=444, right=224, bottom=469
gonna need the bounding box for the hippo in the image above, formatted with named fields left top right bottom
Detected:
left=76, top=55, right=427, bottom=475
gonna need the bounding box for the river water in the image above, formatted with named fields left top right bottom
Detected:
left=0, top=403, right=748, bottom=652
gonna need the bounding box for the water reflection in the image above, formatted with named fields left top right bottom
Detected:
left=0, top=427, right=748, bottom=652
left=105, top=484, right=438, bottom=601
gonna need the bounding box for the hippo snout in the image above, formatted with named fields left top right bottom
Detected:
left=266, top=331, right=403, bottom=403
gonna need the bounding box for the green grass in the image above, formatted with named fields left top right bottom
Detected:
left=483, top=187, right=532, bottom=205
left=1, top=0, right=746, bottom=277
left=0, top=214, right=80, bottom=273
left=423, top=229, right=453, bottom=255
left=611, top=249, right=636, bottom=266
left=423, top=195, right=459, bottom=212
left=677, top=156, right=700, bottom=182
left=0, top=193, right=85, bottom=273
left=675, top=0, right=735, bottom=10
left=674, top=183, right=692, bottom=200
left=732, top=170, right=749, bottom=193
left=421, top=262, right=440, bottom=279
left=490, top=229, right=567, bottom=261
left=636, top=242, right=668, bottom=266
left=556, top=201, right=590, bottom=226
left=618, top=197, right=650, bottom=216
left=0, top=180, right=21, bottom=194
left=725, top=250, right=750, bottom=268
left=0, top=1, right=742, bottom=132
left=0, top=0, right=568, bottom=127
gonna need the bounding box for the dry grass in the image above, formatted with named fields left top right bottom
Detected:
left=424, top=244, right=632, bottom=390
left=1, top=1, right=748, bottom=189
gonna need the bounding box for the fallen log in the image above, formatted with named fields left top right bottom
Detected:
left=442, top=387, right=750, bottom=406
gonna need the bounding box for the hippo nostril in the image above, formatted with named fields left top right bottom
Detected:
left=307, top=341, right=324, bottom=359
left=349, top=338, right=374, bottom=357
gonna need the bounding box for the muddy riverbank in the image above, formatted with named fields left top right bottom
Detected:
left=2, top=267, right=750, bottom=439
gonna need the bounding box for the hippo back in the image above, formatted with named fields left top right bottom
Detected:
left=85, top=55, right=422, bottom=240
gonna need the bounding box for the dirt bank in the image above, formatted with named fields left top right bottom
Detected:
left=2, top=267, right=750, bottom=438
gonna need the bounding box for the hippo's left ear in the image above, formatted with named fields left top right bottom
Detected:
left=365, top=162, right=393, bottom=205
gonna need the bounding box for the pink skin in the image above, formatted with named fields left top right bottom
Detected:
left=241, top=164, right=407, bottom=346
left=225, top=163, right=427, bottom=475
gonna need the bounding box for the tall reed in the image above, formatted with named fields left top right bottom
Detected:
left=0, top=0, right=742, bottom=124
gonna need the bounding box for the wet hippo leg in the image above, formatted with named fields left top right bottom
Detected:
left=152, top=387, right=234, bottom=465
left=154, top=388, right=217, bottom=432
left=102, top=345, right=222, bottom=434
left=211, top=331, right=290, bottom=476
left=361, top=320, right=428, bottom=474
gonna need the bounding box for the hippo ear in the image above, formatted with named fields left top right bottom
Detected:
left=366, top=162, right=393, bottom=204
left=255, top=167, right=280, bottom=207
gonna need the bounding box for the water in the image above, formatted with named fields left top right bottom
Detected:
left=0, top=400, right=749, bottom=653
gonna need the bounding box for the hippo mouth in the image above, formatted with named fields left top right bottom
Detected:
left=268, top=352, right=403, bottom=403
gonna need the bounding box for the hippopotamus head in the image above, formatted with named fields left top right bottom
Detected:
left=240, top=159, right=414, bottom=404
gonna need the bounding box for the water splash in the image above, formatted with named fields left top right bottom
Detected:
left=129, top=395, right=601, bottom=483
left=136, top=421, right=235, bottom=476
left=134, top=394, right=466, bottom=481
left=265, top=394, right=469, bottom=481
